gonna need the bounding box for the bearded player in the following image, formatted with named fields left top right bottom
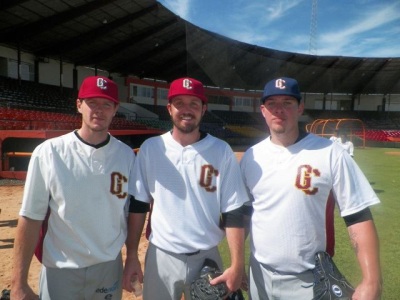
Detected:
left=122, top=77, right=249, bottom=299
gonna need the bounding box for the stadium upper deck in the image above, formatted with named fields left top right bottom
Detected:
left=0, top=0, right=399, bottom=94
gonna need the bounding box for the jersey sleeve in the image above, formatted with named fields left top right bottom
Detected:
left=19, top=144, right=51, bottom=220
left=131, top=142, right=152, bottom=203
left=239, top=149, right=255, bottom=203
left=332, top=149, right=380, bottom=217
left=127, top=148, right=137, bottom=197
left=219, top=146, right=249, bottom=213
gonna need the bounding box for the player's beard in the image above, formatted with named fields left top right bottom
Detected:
left=171, top=113, right=201, bottom=134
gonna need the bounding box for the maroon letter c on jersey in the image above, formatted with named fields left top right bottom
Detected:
left=110, top=172, right=128, bottom=199
left=296, top=165, right=320, bottom=195
left=200, top=164, right=219, bottom=192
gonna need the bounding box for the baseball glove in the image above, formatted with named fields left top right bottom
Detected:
left=312, top=251, right=355, bottom=300
left=0, top=289, right=10, bottom=300
left=190, top=258, right=244, bottom=300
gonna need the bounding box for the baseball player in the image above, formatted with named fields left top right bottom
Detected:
left=122, top=77, right=249, bottom=299
left=11, top=76, right=136, bottom=300
left=240, top=77, right=382, bottom=299
left=329, top=129, right=342, bottom=143
left=339, top=132, right=355, bottom=157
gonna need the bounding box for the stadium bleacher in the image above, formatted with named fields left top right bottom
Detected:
left=1, top=75, right=400, bottom=142
left=354, top=129, right=400, bottom=142
left=0, top=75, right=76, bottom=112
left=1, top=75, right=400, bottom=180
left=0, top=107, right=150, bottom=130
left=211, top=110, right=258, bottom=126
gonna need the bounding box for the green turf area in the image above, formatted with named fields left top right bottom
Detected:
left=219, top=147, right=400, bottom=299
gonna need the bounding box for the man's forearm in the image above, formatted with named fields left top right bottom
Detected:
left=125, top=213, right=147, bottom=257
left=12, top=217, right=42, bottom=286
left=348, top=220, right=382, bottom=292
left=225, top=227, right=245, bottom=270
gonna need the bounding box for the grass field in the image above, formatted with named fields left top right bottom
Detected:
left=220, top=146, right=400, bottom=299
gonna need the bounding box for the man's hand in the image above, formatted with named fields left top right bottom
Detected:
left=11, top=284, right=39, bottom=300
left=122, top=255, right=143, bottom=293
left=210, top=266, right=242, bottom=293
left=352, top=279, right=382, bottom=300
left=191, top=259, right=244, bottom=300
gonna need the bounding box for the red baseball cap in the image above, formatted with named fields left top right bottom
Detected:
left=167, top=77, right=207, bottom=103
left=78, top=76, right=119, bottom=104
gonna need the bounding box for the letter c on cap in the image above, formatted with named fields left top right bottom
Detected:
left=182, top=78, right=193, bottom=90
left=275, top=79, right=286, bottom=89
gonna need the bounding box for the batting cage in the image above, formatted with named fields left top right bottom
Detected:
left=306, top=118, right=366, bottom=148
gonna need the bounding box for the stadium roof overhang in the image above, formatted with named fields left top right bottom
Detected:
left=1, top=0, right=399, bottom=95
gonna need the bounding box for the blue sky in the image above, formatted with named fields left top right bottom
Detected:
left=158, top=0, right=400, bottom=58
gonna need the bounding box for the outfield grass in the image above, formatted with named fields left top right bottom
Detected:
left=220, top=147, right=400, bottom=299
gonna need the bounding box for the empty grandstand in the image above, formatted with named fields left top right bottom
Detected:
left=0, top=0, right=400, bottom=179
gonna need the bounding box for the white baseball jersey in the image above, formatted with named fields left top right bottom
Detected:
left=133, top=132, right=248, bottom=254
left=340, top=140, right=354, bottom=156
left=20, top=131, right=136, bottom=268
left=240, top=133, right=379, bottom=273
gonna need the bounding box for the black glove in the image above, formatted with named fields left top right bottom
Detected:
left=312, top=251, right=355, bottom=300
left=190, top=258, right=244, bottom=300
left=0, top=289, right=10, bottom=300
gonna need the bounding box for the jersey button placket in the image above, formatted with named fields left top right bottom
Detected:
left=182, top=148, right=189, bottom=165
left=92, top=149, right=104, bottom=175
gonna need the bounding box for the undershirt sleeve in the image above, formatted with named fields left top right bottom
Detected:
left=242, top=203, right=254, bottom=216
left=343, top=207, right=373, bottom=227
left=221, top=205, right=247, bottom=228
left=129, top=195, right=150, bottom=213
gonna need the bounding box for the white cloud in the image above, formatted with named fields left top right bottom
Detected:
left=159, top=0, right=400, bottom=57
left=230, top=0, right=305, bottom=26
left=318, top=3, right=400, bottom=57
left=264, top=0, right=304, bottom=21
left=323, top=5, right=400, bottom=42
left=215, top=0, right=306, bottom=47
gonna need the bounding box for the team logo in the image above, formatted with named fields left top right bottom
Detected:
left=97, top=77, right=108, bottom=90
left=295, top=164, right=320, bottom=195
left=275, top=78, right=286, bottom=90
left=200, top=164, right=219, bottom=192
left=332, top=285, right=343, bottom=297
left=110, top=172, right=127, bottom=199
left=182, top=78, right=193, bottom=90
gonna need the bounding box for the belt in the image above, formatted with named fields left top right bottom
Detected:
left=183, top=250, right=200, bottom=256
left=150, top=243, right=202, bottom=257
